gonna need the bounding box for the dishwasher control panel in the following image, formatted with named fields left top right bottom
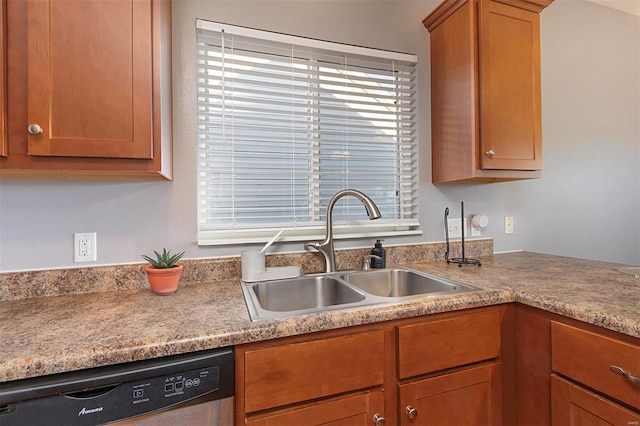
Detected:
left=129, top=366, right=219, bottom=409
left=162, top=372, right=203, bottom=395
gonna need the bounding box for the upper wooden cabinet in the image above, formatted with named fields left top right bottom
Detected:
left=27, top=0, right=153, bottom=159
left=0, top=0, right=172, bottom=179
left=423, top=0, right=553, bottom=183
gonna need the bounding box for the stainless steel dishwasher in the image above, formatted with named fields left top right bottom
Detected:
left=0, top=347, right=234, bottom=426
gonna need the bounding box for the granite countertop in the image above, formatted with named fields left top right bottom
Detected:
left=1, top=252, right=638, bottom=383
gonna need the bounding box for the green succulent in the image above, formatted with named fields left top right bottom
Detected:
left=142, top=249, right=185, bottom=269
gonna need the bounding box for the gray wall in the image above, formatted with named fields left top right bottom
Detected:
left=0, top=0, right=638, bottom=272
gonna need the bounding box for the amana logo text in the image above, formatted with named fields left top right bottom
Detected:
left=78, top=406, right=104, bottom=416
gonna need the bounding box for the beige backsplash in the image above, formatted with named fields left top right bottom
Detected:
left=0, top=239, right=493, bottom=301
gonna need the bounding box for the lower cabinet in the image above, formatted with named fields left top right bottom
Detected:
left=235, top=324, right=388, bottom=425
left=236, top=306, right=506, bottom=425
left=236, top=304, right=639, bottom=425
left=396, top=307, right=502, bottom=378
left=515, top=305, right=640, bottom=425
left=398, top=362, right=502, bottom=425
left=239, top=329, right=385, bottom=414
left=551, top=375, right=640, bottom=425
left=396, top=307, right=504, bottom=425
left=245, top=390, right=385, bottom=426
left=551, top=321, right=640, bottom=411
left=550, top=321, right=640, bottom=425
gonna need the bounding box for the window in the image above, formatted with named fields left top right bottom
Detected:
left=196, top=20, right=419, bottom=245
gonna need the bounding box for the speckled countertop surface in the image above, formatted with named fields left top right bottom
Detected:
left=1, top=252, right=638, bottom=383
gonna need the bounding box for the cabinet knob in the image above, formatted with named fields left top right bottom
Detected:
left=485, top=149, right=495, bottom=157
left=28, top=124, right=43, bottom=135
left=405, top=406, right=418, bottom=420
left=373, top=413, right=385, bottom=425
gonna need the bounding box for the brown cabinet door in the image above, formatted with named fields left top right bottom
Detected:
left=478, top=0, right=542, bottom=171
left=26, top=0, right=153, bottom=159
left=424, top=0, right=545, bottom=183
left=398, top=362, right=502, bottom=426
left=551, top=375, right=640, bottom=425
left=245, top=390, right=385, bottom=426
left=0, top=0, right=6, bottom=157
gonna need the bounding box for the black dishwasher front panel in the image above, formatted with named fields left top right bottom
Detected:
left=0, top=348, right=235, bottom=426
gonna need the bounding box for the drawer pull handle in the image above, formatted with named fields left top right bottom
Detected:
left=610, top=365, right=640, bottom=386
left=373, top=414, right=385, bottom=425
left=485, top=149, right=495, bottom=157
left=405, top=405, right=418, bottom=420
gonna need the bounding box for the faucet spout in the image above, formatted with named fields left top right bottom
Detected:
left=305, top=189, right=382, bottom=273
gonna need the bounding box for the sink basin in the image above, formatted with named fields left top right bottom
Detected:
left=241, top=268, right=481, bottom=321
left=340, top=268, right=478, bottom=298
left=242, top=275, right=366, bottom=318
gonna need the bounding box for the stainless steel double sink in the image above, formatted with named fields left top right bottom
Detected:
left=241, top=268, right=481, bottom=321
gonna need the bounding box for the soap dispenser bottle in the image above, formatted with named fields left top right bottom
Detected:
left=371, top=239, right=386, bottom=269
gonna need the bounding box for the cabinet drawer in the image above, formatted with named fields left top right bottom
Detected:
left=397, top=307, right=501, bottom=379
left=243, top=330, right=384, bottom=413
left=551, top=321, right=640, bottom=409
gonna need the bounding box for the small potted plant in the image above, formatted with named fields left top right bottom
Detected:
left=142, top=249, right=185, bottom=295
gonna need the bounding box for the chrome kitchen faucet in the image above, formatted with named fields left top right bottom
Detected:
left=305, top=189, right=382, bottom=273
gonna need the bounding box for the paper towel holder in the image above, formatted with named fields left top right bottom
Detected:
left=444, top=202, right=481, bottom=267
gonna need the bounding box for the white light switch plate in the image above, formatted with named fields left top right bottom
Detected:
left=446, top=217, right=463, bottom=239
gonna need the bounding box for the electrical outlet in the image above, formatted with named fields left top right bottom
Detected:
left=504, top=217, right=514, bottom=235
left=470, top=218, right=482, bottom=237
left=446, top=217, right=463, bottom=239
left=74, top=233, right=97, bottom=262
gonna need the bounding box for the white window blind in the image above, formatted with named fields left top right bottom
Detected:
left=196, top=19, right=420, bottom=245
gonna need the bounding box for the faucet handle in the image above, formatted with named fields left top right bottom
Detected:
left=305, top=242, right=321, bottom=251
left=363, top=254, right=382, bottom=270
